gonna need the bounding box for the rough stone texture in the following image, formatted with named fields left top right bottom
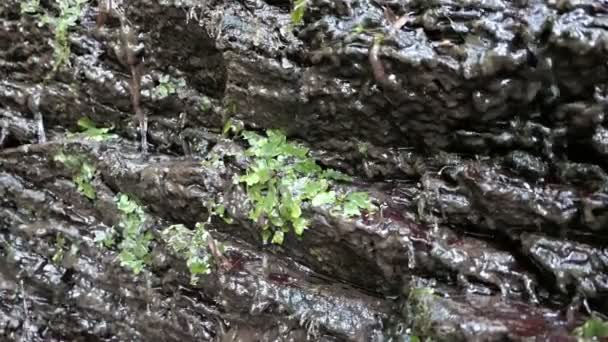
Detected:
left=1, top=0, right=608, bottom=340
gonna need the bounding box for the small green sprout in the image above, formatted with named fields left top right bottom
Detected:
left=208, top=202, right=234, bottom=224
left=291, top=0, right=308, bottom=25
left=52, top=234, right=66, bottom=264
left=352, top=24, right=366, bottom=34
left=68, top=117, right=117, bottom=141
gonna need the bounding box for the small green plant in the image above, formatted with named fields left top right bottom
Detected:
left=38, top=0, right=88, bottom=72
left=574, top=316, right=608, bottom=341
left=291, top=0, right=308, bottom=25
left=352, top=24, right=366, bottom=34
left=68, top=117, right=117, bottom=141
left=52, top=234, right=66, bottom=264
left=115, top=193, right=152, bottom=274
left=236, top=129, right=374, bottom=244
left=206, top=201, right=234, bottom=224
left=152, top=74, right=186, bottom=98
left=162, top=222, right=220, bottom=284
left=54, top=151, right=97, bottom=200
left=52, top=234, right=79, bottom=265
left=222, top=118, right=244, bottom=137
left=20, top=0, right=40, bottom=14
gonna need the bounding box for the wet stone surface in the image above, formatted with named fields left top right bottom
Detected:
left=1, top=0, right=608, bottom=340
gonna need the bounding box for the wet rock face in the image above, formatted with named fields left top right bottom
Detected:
left=522, top=234, right=608, bottom=301
left=1, top=0, right=608, bottom=340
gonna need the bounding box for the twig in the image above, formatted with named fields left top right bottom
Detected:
left=368, top=35, right=386, bottom=85
left=97, top=1, right=148, bottom=153
left=20, top=280, right=31, bottom=341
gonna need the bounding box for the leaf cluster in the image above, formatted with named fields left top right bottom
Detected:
left=574, top=316, right=608, bottom=340
left=152, top=74, right=186, bottom=99
left=238, top=130, right=374, bottom=244
left=54, top=151, right=97, bottom=200
left=20, top=0, right=40, bottom=14
left=115, top=194, right=152, bottom=274
left=34, top=0, right=88, bottom=72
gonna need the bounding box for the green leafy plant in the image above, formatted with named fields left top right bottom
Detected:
left=115, top=193, right=152, bottom=274
left=152, top=74, right=186, bottom=98
left=162, top=222, right=218, bottom=284
left=38, top=0, right=88, bottom=72
left=237, top=129, right=373, bottom=244
left=54, top=151, right=97, bottom=200
left=574, top=316, right=608, bottom=341
left=68, top=117, right=117, bottom=141
left=291, top=0, right=308, bottom=25
left=206, top=201, right=234, bottom=224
